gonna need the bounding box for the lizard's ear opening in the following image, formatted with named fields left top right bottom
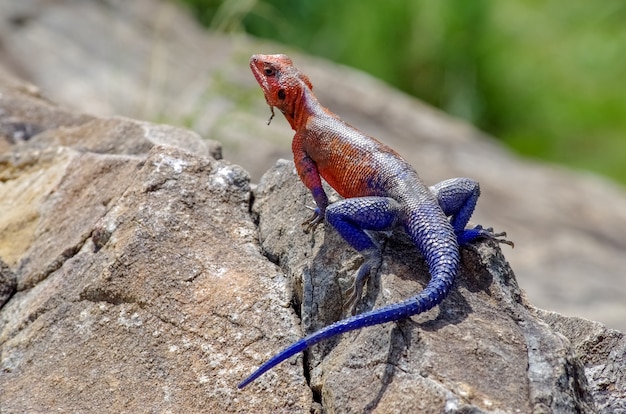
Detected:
left=278, top=88, right=286, bottom=100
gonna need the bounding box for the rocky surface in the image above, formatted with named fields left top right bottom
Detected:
left=540, top=310, right=626, bottom=413
left=0, top=75, right=311, bottom=412
left=1, top=65, right=624, bottom=413
left=253, top=161, right=597, bottom=413
left=1, top=0, right=625, bottom=332
left=0, top=259, right=15, bottom=308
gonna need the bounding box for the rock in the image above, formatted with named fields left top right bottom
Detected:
left=1, top=0, right=625, bottom=333
left=0, top=51, right=624, bottom=413
left=0, top=76, right=311, bottom=412
left=539, top=311, right=626, bottom=413
left=253, top=160, right=597, bottom=413
left=0, top=4, right=625, bottom=411
left=0, top=258, right=15, bottom=308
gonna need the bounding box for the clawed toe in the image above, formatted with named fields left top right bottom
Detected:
left=496, top=235, right=514, bottom=248
left=342, top=249, right=382, bottom=315
left=484, top=229, right=514, bottom=248
left=343, top=272, right=364, bottom=316
left=343, top=285, right=359, bottom=316
left=302, top=207, right=324, bottom=233
left=459, top=225, right=514, bottom=248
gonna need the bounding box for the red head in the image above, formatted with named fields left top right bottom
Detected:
left=249, top=54, right=314, bottom=129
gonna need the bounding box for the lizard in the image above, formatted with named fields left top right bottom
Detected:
left=239, top=54, right=512, bottom=389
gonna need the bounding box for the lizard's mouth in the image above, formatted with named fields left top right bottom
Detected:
left=249, top=56, right=276, bottom=125
left=249, top=56, right=270, bottom=95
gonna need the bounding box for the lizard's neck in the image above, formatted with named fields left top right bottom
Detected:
left=283, top=86, right=324, bottom=131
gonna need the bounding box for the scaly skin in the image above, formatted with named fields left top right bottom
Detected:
left=239, top=54, right=512, bottom=389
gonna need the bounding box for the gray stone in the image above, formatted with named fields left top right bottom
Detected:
left=0, top=79, right=311, bottom=413
left=0, top=258, right=15, bottom=308
left=1, top=0, right=625, bottom=332
left=539, top=310, right=626, bottom=413
left=0, top=2, right=623, bottom=411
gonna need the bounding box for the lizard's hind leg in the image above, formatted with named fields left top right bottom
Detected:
left=430, top=178, right=513, bottom=247
left=325, top=196, right=401, bottom=315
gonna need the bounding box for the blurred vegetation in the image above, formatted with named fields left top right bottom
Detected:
left=177, top=0, right=626, bottom=184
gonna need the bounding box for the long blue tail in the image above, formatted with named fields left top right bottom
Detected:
left=238, top=197, right=461, bottom=389
left=237, top=275, right=453, bottom=389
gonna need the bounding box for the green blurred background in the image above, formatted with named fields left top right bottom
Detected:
left=177, top=0, right=626, bottom=185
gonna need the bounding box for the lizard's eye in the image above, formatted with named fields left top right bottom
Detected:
left=264, top=67, right=275, bottom=76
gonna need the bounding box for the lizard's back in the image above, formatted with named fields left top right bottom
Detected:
left=301, top=111, right=428, bottom=202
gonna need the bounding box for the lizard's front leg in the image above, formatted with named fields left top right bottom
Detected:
left=429, top=178, right=513, bottom=247
left=301, top=186, right=328, bottom=233
left=325, top=196, right=401, bottom=315
left=294, top=141, right=329, bottom=233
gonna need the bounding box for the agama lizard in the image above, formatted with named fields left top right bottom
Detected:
left=239, top=54, right=512, bottom=389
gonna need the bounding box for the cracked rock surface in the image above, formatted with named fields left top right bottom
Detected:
left=2, top=0, right=626, bottom=335
left=253, top=162, right=603, bottom=413
left=0, top=53, right=624, bottom=414
left=0, top=73, right=310, bottom=412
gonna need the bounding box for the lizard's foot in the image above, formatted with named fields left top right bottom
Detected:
left=458, top=225, right=514, bottom=248
left=343, top=249, right=382, bottom=315
left=301, top=207, right=324, bottom=234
